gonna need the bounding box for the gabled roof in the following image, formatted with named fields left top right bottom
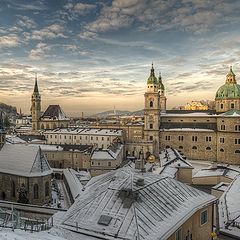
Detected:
left=221, top=109, right=240, bottom=116
left=41, top=105, right=69, bottom=120
left=61, top=166, right=216, bottom=240
left=0, top=144, right=52, bottom=177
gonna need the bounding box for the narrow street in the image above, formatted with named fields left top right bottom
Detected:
left=56, top=180, right=71, bottom=209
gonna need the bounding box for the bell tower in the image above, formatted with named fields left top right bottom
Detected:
left=31, top=74, right=41, bottom=131
left=144, top=64, right=160, bottom=157
left=158, top=72, right=167, bottom=112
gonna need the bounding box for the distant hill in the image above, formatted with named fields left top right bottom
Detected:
left=0, top=102, right=17, bottom=116
left=92, top=109, right=144, bottom=118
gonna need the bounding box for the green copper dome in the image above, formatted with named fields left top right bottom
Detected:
left=147, top=64, right=158, bottom=85
left=215, top=67, right=240, bottom=100
left=215, top=83, right=240, bottom=99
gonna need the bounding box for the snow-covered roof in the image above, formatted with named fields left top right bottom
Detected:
left=157, top=148, right=192, bottom=178
left=91, top=144, right=123, bottom=160
left=44, top=128, right=123, bottom=136
left=61, top=166, right=216, bottom=240
left=194, top=166, right=240, bottom=179
left=162, top=112, right=215, bottom=117
left=162, top=128, right=214, bottom=132
left=212, top=182, right=230, bottom=192
left=159, top=148, right=192, bottom=168
left=63, top=169, right=83, bottom=200
left=6, top=135, right=26, bottom=144
left=219, top=175, right=240, bottom=237
left=0, top=144, right=52, bottom=177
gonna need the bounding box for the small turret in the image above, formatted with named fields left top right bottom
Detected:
left=226, top=66, right=236, bottom=84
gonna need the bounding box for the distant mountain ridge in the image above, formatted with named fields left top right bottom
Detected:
left=92, top=109, right=144, bottom=118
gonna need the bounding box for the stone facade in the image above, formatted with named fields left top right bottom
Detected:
left=0, top=172, right=51, bottom=205
left=43, top=145, right=92, bottom=170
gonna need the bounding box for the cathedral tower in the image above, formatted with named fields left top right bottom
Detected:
left=31, top=74, right=41, bottom=131
left=144, top=64, right=160, bottom=157
left=158, top=72, right=167, bottom=112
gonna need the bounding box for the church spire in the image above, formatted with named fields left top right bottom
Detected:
left=34, top=73, right=39, bottom=93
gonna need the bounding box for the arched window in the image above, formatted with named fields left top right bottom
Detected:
left=53, top=123, right=57, bottom=129
left=150, top=101, right=153, bottom=108
left=220, top=148, right=224, bottom=152
left=179, top=146, right=183, bottom=149
left=41, top=124, right=44, bottom=129
left=33, top=184, right=39, bottom=199
left=45, top=182, right=49, bottom=197
left=235, top=150, right=240, bottom=154
left=206, top=147, right=211, bottom=151
left=46, top=124, right=50, bottom=129
left=192, top=146, right=197, bottom=150
left=11, top=181, right=15, bottom=197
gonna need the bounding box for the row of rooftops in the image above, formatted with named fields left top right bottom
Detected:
left=43, top=128, right=123, bottom=136
left=60, top=165, right=216, bottom=240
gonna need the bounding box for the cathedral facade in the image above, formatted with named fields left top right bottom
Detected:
left=126, top=65, right=240, bottom=164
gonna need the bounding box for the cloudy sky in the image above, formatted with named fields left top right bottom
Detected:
left=0, top=0, right=240, bottom=116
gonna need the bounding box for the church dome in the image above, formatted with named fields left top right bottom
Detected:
left=215, top=67, right=240, bottom=100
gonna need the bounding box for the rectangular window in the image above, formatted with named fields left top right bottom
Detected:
left=200, top=210, right=208, bottom=225
left=206, top=136, right=212, bottom=142
left=175, top=228, right=182, bottom=240
left=91, top=136, right=93, bottom=140
left=102, top=137, right=104, bottom=141
left=220, top=137, right=225, bottom=143
left=149, top=136, right=153, bottom=141
left=178, top=136, right=184, bottom=141
left=235, top=139, right=240, bottom=144
left=108, top=162, right=111, bottom=167
left=96, top=137, right=98, bottom=140
left=220, top=125, right=226, bottom=130
left=235, top=125, right=240, bottom=131
left=192, top=136, right=197, bottom=142
left=150, top=123, right=153, bottom=129
left=165, top=136, right=171, bottom=141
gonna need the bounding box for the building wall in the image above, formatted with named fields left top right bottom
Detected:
left=216, top=99, right=240, bottom=113
left=40, top=120, right=69, bottom=130
left=43, top=131, right=123, bottom=149
left=176, top=168, right=193, bottom=184
left=160, top=130, right=217, bottom=161
left=159, top=115, right=240, bottom=164
left=192, top=176, right=232, bottom=185
left=216, top=116, right=240, bottom=164
left=0, top=172, right=51, bottom=205
left=44, top=150, right=91, bottom=170
left=168, top=205, right=214, bottom=240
